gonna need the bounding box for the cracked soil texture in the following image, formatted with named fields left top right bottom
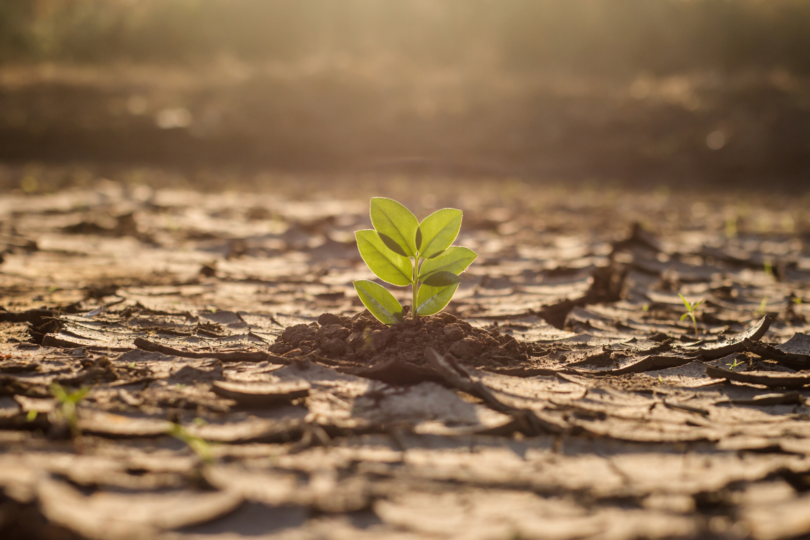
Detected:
left=2, top=178, right=810, bottom=539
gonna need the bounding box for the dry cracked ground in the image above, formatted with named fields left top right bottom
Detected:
left=2, top=179, right=810, bottom=540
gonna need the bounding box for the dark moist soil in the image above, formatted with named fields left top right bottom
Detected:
left=269, top=311, right=530, bottom=371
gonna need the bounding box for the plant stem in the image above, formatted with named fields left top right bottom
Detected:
left=412, top=256, right=420, bottom=320
left=411, top=253, right=419, bottom=320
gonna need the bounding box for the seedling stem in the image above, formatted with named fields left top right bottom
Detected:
left=413, top=257, right=419, bottom=320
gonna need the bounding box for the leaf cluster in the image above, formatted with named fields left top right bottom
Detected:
left=354, top=198, right=477, bottom=324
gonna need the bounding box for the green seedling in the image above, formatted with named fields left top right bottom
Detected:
left=26, top=410, right=38, bottom=422
left=50, top=382, right=89, bottom=439
left=168, top=423, right=214, bottom=463
left=724, top=216, right=738, bottom=238
left=792, top=297, right=803, bottom=305
left=758, top=296, right=769, bottom=316
left=679, top=293, right=704, bottom=340
left=764, top=259, right=774, bottom=279
left=354, top=197, right=477, bottom=324
left=727, top=357, right=744, bottom=371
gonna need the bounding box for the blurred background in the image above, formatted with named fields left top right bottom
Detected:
left=1, top=0, right=809, bottom=192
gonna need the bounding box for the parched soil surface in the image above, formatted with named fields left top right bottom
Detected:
left=2, top=180, right=810, bottom=539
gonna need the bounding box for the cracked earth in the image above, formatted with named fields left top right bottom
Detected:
left=2, top=179, right=810, bottom=539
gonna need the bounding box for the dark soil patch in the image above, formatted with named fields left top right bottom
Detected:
left=269, top=310, right=531, bottom=374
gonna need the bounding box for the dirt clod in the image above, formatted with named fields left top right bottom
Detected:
left=317, top=313, right=342, bottom=326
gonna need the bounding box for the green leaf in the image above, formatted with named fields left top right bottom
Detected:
left=678, top=293, right=691, bottom=312
left=419, top=247, right=477, bottom=280
left=680, top=313, right=689, bottom=321
left=370, top=198, right=419, bottom=258
left=50, top=382, right=68, bottom=402
left=418, top=208, right=463, bottom=258
left=353, top=280, right=405, bottom=325
left=378, top=233, right=410, bottom=257
left=68, top=387, right=90, bottom=404
left=416, top=282, right=460, bottom=316
left=422, top=271, right=461, bottom=287
left=356, top=230, right=413, bottom=286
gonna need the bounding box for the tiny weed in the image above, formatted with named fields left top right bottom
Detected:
left=642, top=304, right=650, bottom=313
left=727, top=357, right=744, bottom=371
left=679, top=293, right=704, bottom=340
left=724, top=216, right=738, bottom=238
left=758, top=296, right=769, bottom=316
left=658, top=375, right=664, bottom=384
left=354, top=198, right=477, bottom=324
left=26, top=410, right=38, bottom=421
left=50, top=382, right=89, bottom=439
left=792, top=297, right=803, bottom=305
left=764, top=259, right=774, bottom=279
left=168, top=423, right=214, bottom=463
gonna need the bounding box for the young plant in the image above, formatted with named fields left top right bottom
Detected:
left=758, top=296, right=769, bottom=316
left=353, top=197, right=477, bottom=324
left=678, top=293, right=704, bottom=340
left=763, top=259, right=774, bottom=279
left=726, top=357, right=744, bottom=371
left=50, top=382, right=89, bottom=439
left=168, top=423, right=214, bottom=463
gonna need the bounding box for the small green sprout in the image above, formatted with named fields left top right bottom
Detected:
left=764, top=259, right=774, bottom=279
left=724, top=216, right=738, bottom=238
left=354, top=197, right=477, bottom=324
left=792, top=297, right=803, bottom=305
left=50, top=382, right=89, bottom=439
left=727, top=357, right=744, bottom=371
left=168, top=423, right=213, bottom=463
left=679, top=293, right=704, bottom=340
left=26, top=410, right=38, bottom=422
left=658, top=375, right=664, bottom=384
left=758, top=296, right=769, bottom=316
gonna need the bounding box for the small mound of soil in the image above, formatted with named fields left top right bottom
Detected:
left=269, top=310, right=530, bottom=372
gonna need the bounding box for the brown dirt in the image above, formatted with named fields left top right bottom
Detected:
left=2, top=178, right=810, bottom=540
left=270, top=311, right=531, bottom=373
